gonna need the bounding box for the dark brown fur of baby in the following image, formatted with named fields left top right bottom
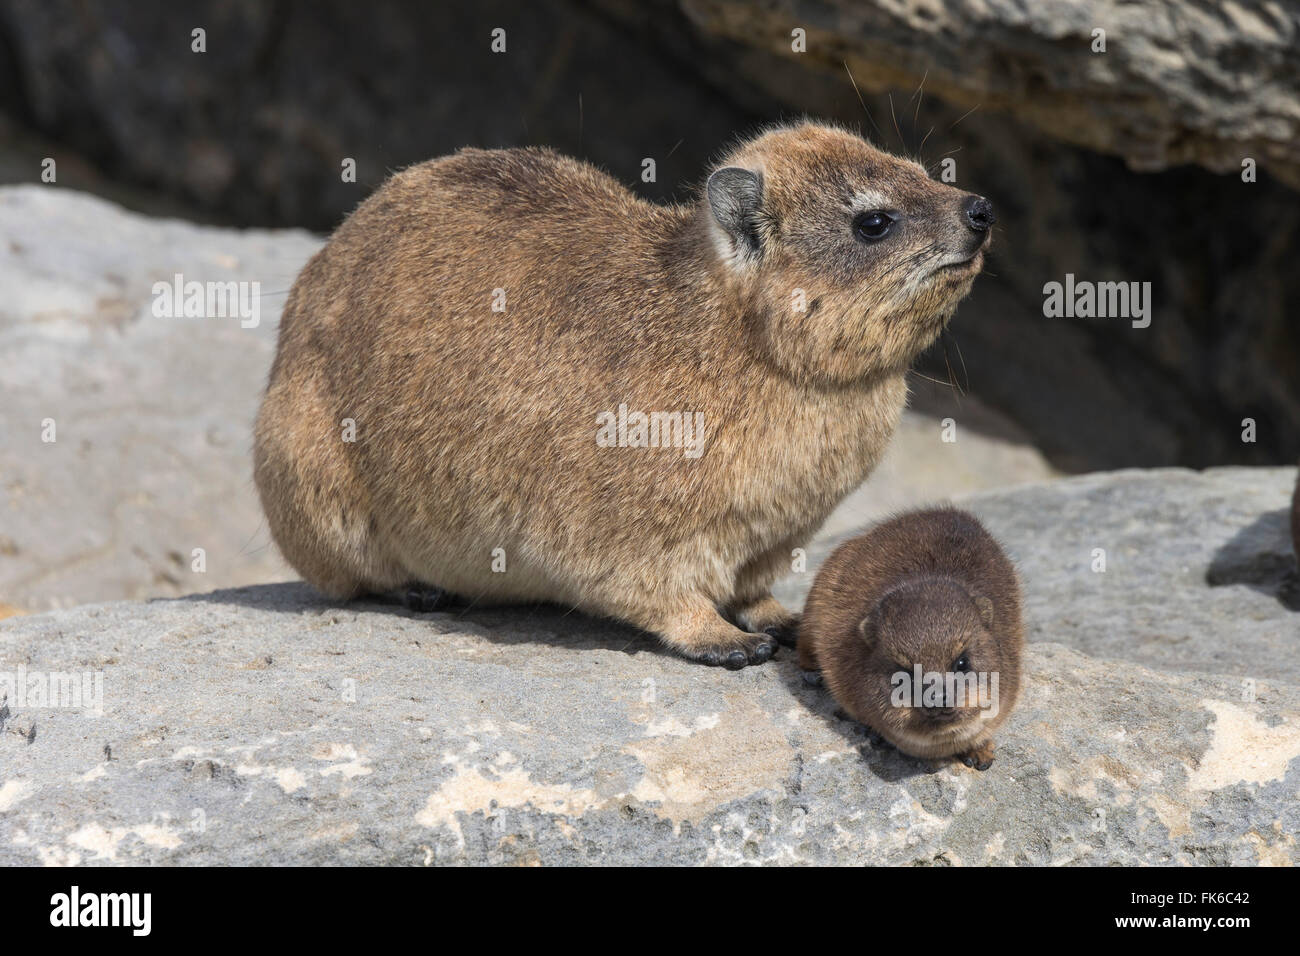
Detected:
left=799, top=508, right=1023, bottom=769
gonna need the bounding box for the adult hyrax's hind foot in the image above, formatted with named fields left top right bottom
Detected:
left=731, top=594, right=800, bottom=648
left=403, top=584, right=454, bottom=613
left=958, top=740, right=996, bottom=771
left=652, top=601, right=779, bottom=670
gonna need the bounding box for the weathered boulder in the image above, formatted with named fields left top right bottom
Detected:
left=656, top=0, right=1300, bottom=187
left=1, top=468, right=1296, bottom=865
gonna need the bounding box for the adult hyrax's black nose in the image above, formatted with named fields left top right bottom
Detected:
left=964, top=196, right=995, bottom=233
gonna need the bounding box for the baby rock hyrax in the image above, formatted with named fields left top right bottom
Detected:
left=254, top=121, right=996, bottom=669
left=798, top=508, right=1023, bottom=769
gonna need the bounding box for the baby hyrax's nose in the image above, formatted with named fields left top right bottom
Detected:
left=963, top=195, right=995, bottom=234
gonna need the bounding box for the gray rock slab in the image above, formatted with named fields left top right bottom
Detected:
left=2, top=525, right=1298, bottom=865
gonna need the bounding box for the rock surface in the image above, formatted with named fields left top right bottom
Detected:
left=0, top=185, right=1053, bottom=611
left=0, top=185, right=315, bottom=609
left=1, top=468, right=1296, bottom=865
left=658, top=0, right=1300, bottom=187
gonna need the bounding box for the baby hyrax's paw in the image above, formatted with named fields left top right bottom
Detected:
left=733, top=599, right=800, bottom=648
left=957, top=740, right=996, bottom=772
left=761, top=619, right=800, bottom=648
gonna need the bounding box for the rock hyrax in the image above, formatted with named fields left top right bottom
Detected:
left=254, top=121, right=995, bottom=669
left=798, top=508, right=1023, bottom=768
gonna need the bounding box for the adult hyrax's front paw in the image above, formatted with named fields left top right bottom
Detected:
left=690, top=631, right=780, bottom=670
left=957, top=740, right=996, bottom=772
left=658, top=603, right=780, bottom=670
left=731, top=595, right=800, bottom=648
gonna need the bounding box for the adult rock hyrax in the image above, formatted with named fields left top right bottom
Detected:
left=798, top=508, right=1023, bottom=769
left=253, top=121, right=996, bottom=669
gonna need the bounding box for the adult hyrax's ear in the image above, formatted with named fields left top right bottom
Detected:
left=706, top=166, right=763, bottom=258
left=972, top=593, right=996, bottom=629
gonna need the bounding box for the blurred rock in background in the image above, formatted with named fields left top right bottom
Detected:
left=1, top=1, right=1296, bottom=468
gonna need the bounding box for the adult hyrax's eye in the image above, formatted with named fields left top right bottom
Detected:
left=853, top=210, right=894, bottom=241
left=953, top=653, right=971, bottom=673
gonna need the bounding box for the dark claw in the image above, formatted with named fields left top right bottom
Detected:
left=724, top=650, right=748, bottom=670
left=975, top=758, right=994, bottom=771
left=750, top=640, right=776, bottom=664
left=801, top=669, right=823, bottom=687
left=963, top=755, right=976, bottom=767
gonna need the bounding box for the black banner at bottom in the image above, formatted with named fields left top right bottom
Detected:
left=1, top=865, right=1284, bottom=941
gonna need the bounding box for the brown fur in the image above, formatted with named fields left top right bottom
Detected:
left=799, top=508, right=1023, bottom=767
left=253, top=121, right=991, bottom=667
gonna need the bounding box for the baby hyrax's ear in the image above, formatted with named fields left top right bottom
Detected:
left=857, top=603, right=883, bottom=650
left=859, top=583, right=909, bottom=649
left=706, top=166, right=764, bottom=259
left=972, top=592, right=996, bottom=629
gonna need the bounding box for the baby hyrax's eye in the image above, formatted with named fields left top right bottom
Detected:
left=952, top=653, right=971, bottom=673
left=853, top=210, right=895, bottom=241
